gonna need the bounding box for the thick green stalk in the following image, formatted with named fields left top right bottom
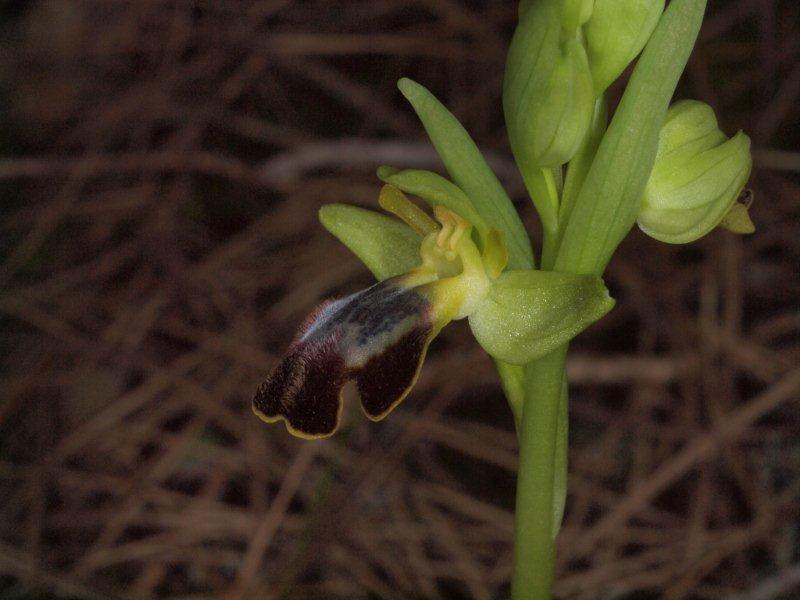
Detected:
left=511, top=346, right=567, bottom=600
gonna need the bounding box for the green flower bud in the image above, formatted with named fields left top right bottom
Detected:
left=585, top=0, right=665, bottom=95
left=637, top=100, right=753, bottom=244
left=657, top=100, right=726, bottom=157
left=504, top=0, right=595, bottom=168
left=562, top=0, right=594, bottom=37
left=531, top=38, right=595, bottom=167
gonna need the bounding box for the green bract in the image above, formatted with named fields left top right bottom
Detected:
left=468, top=270, right=614, bottom=365
left=559, top=96, right=607, bottom=248
left=637, top=100, right=753, bottom=244
left=396, top=78, right=534, bottom=270
left=585, top=0, right=665, bottom=95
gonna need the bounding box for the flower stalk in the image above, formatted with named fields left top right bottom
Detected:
left=512, top=346, right=567, bottom=599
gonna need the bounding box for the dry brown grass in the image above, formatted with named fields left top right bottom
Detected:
left=0, top=1, right=798, bottom=598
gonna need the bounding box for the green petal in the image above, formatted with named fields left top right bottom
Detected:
left=468, top=270, right=614, bottom=365
left=319, top=204, right=421, bottom=281
left=397, top=78, right=534, bottom=270
left=377, top=167, right=490, bottom=244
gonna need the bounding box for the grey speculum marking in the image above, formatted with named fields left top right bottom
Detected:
left=301, top=280, right=428, bottom=350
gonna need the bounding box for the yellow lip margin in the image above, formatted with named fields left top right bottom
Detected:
left=252, top=392, right=345, bottom=440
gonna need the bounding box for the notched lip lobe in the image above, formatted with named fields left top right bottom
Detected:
left=253, top=278, right=437, bottom=438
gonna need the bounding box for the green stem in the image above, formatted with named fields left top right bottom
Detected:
left=540, top=222, right=560, bottom=271
left=520, top=167, right=560, bottom=269
left=511, top=345, right=568, bottom=600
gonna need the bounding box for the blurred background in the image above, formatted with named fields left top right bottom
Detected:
left=0, top=1, right=798, bottom=598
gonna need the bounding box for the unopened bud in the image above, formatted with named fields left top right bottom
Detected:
left=585, top=0, right=664, bottom=95
left=505, top=0, right=595, bottom=168
left=637, top=100, right=753, bottom=244
left=561, top=0, right=594, bottom=37
left=517, top=39, right=595, bottom=168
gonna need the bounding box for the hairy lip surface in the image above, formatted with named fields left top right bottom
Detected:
left=253, top=279, right=434, bottom=438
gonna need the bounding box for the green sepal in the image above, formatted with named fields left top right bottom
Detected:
left=468, top=270, right=614, bottom=365
left=396, top=77, right=534, bottom=271
left=585, top=0, right=665, bottom=95
left=376, top=167, right=490, bottom=244
left=318, top=204, right=421, bottom=281
left=504, top=0, right=561, bottom=145
left=533, top=38, right=595, bottom=168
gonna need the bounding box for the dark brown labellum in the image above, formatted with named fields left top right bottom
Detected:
left=253, top=278, right=434, bottom=438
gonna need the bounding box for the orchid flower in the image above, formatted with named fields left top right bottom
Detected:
left=253, top=184, right=613, bottom=438
left=252, top=0, right=753, bottom=595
